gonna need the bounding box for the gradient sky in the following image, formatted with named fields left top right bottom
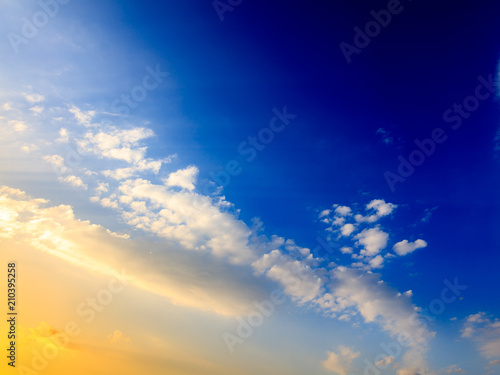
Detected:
left=1, top=1, right=500, bottom=374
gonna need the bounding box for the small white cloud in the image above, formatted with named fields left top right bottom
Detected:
left=334, top=205, right=352, bottom=216
left=355, top=199, right=397, bottom=223
left=355, top=227, right=388, bottom=257
left=21, top=144, right=39, bottom=153
left=393, top=239, right=427, bottom=256
left=445, top=365, right=465, bottom=373
left=107, top=330, right=131, bottom=344
left=397, top=368, right=422, bottom=375
left=340, top=247, right=353, bottom=254
left=319, top=209, right=331, bottom=218
left=164, top=166, right=199, bottom=191
left=322, top=345, right=360, bottom=374
left=69, top=105, right=96, bottom=126
left=368, top=255, right=384, bottom=269
left=56, top=128, right=69, bottom=143
left=59, top=175, right=87, bottom=189
left=10, top=120, right=27, bottom=133
left=24, top=93, right=45, bottom=103
left=30, top=105, right=44, bottom=115
left=375, top=355, right=394, bottom=368
left=43, top=155, right=67, bottom=173
left=340, top=223, right=355, bottom=236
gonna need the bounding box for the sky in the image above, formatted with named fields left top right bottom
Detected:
left=0, top=0, right=500, bottom=374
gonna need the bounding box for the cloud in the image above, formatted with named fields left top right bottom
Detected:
left=56, top=128, right=69, bottom=143
left=355, top=227, right=388, bottom=257
left=355, top=199, right=397, bottom=223
left=330, top=267, right=434, bottom=372
left=461, top=312, right=500, bottom=358
left=76, top=125, right=175, bottom=178
left=445, top=365, right=465, bottom=373
left=375, top=355, right=395, bottom=367
left=59, top=175, right=87, bottom=189
left=368, top=254, right=384, bottom=269
left=322, top=346, right=360, bottom=374
left=10, top=120, right=27, bottom=133
left=396, top=368, right=422, bottom=375
left=43, top=154, right=68, bottom=173
left=107, top=330, right=132, bottom=344
left=376, top=127, right=394, bottom=145
left=334, top=205, right=352, bottom=216
left=24, top=93, right=45, bottom=103
left=319, top=209, right=331, bottom=218
left=164, top=166, right=199, bottom=191
left=340, top=223, right=356, bottom=236
left=69, top=105, right=96, bottom=126
left=252, top=249, right=324, bottom=304
left=393, top=239, right=427, bottom=256
left=340, top=247, right=353, bottom=254
left=0, top=185, right=273, bottom=317
left=30, top=105, right=44, bottom=115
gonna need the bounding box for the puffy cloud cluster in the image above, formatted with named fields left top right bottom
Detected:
left=318, top=199, right=428, bottom=270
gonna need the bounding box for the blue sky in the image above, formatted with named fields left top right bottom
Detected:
left=1, top=1, right=500, bottom=374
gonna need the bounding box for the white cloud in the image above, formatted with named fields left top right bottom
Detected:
left=164, top=166, right=199, bottom=191
left=10, top=120, right=27, bottom=133
left=334, top=205, right=352, bottom=216
left=322, top=346, right=360, bottom=374
left=340, top=247, right=353, bottom=254
left=396, top=368, right=422, bottom=375
left=355, top=227, right=388, bottom=257
left=69, top=105, right=96, bottom=126
left=445, top=365, right=465, bottom=373
left=319, top=209, right=331, bottom=218
left=331, top=268, right=434, bottom=373
left=111, top=178, right=256, bottom=264
left=368, top=255, right=384, bottom=269
left=0, top=185, right=272, bottom=317
left=24, top=93, right=45, bottom=103
left=252, top=250, right=324, bottom=304
left=56, top=128, right=69, bottom=143
left=30, top=105, right=44, bottom=115
left=461, top=312, right=500, bottom=358
left=355, top=199, right=397, bottom=223
left=340, top=223, right=355, bottom=236
left=43, top=154, right=67, bottom=173
left=393, top=239, right=427, bottom=256
left=59, top=175, right=87, bottom=189
left=375, top=355, right=395, bottom=367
